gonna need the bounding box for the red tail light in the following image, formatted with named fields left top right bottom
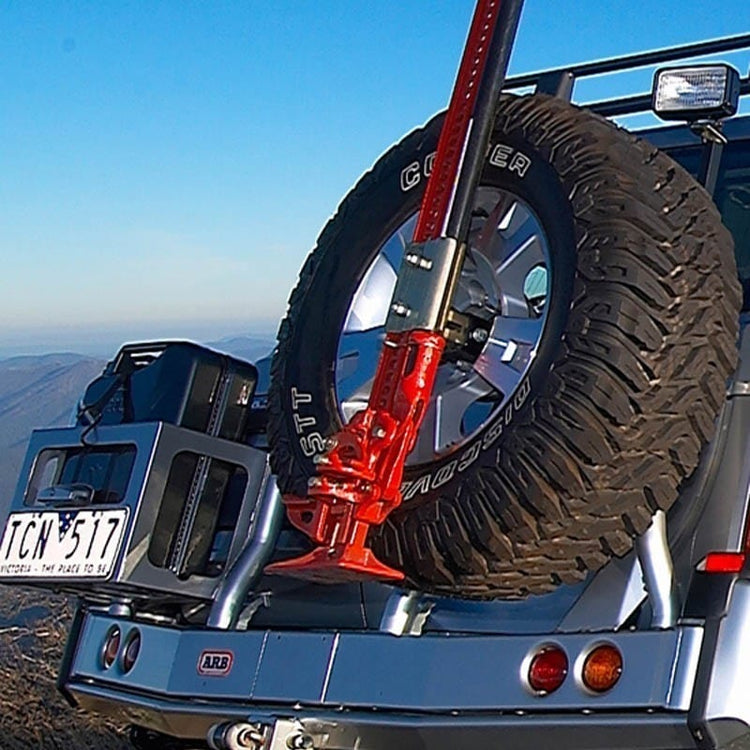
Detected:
left=527, top=646, right=568, bottom=694
left=702, top=551, right=746, bottom=573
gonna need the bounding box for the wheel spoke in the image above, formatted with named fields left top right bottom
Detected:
left=454, top=247, right=500, bottom=312
left=498, top=201, right=535, bottom=243
left=336, top=327, right=385, bottom=419
left=497, top=235, right=545, bottom=290
left=410, top=393, right=439, bottom=460
left=409, top=369, right=495, bottom=460
left=343, top=254, right=396, bottom=332
left=496, top=233, right=546, bottom=317
left=434, top=372, right=496, bottom=453
left=490, top=315, right=543, bottom=346
left=380, top=214, right=415, bottom=272
left=472, top=191, right=516, bottom=253
left=473, top=340, right=524, bottom=395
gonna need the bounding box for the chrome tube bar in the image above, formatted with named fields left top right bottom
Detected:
left=207, top=478, right=285, bottom=630
left=636, top=510, right=679, bottom=629
left=379, top=590, right=433, bottom=636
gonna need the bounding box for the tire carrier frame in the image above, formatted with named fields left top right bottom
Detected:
left=267, top=0, right=526, bottom=584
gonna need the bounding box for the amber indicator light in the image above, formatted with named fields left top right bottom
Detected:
left=582, top=644, right=623, bottom=693
left=528, top=646, right=568, bottom=694
left=101, top=625, right=121, bottom=670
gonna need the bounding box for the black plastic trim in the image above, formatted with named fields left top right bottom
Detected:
left=683, top=573, right=736, bottom=620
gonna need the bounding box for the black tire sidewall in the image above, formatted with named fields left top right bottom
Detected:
left=275, top=114, right=577, bottom=501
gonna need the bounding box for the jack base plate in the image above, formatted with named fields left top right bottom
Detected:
left=265, top=545, right=405, bottom=585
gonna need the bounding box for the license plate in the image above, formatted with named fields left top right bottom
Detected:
left=0, top=508, right=128, bottom=579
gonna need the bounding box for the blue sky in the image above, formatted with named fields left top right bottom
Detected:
left=2, top=1, right=749, bottom=356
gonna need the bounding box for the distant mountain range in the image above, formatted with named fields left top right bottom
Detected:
left=0, top=353, right=105, bottom=504
left=0, top=334, right=274, bottom=506
left=201, top=334, right=275, bottom=365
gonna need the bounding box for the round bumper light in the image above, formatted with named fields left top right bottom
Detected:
left=527, top=646, right=568, bottom=694
left=101, top=625, right=121, bottom=670
left=582, top=643, right=623, bottom=693
left=120, top=629, right=141, bottom=673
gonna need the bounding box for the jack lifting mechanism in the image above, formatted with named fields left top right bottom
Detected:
left=266, top=0, right=527, bottom=584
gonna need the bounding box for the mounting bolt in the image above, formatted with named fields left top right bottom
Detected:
left=235, top=725, right=265, bottom=749
left=405, top=252, right=433, bottom=270
left=471, top=328, right=489, bottom=343
left=390, top=301, right=411, bottom=318
left=373, top=426, right=387, bottom=439
left=324, top=437, right=338, bottom=451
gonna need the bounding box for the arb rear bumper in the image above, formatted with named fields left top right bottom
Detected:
left=62, top=610, right=705, bottom=749
left=61, top=581, right=750, bottom=749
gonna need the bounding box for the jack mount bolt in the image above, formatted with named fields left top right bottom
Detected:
left=405, top=252, right=433, bottom=270
left=471, top=328, right=489, bottom=343
left=390, top=302, right=411, bottom=318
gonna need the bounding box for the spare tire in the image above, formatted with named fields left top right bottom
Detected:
left=268, top=94, right=741, bottom=599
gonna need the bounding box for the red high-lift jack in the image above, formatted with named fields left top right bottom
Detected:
left=267, top=0, right=526, bottom=584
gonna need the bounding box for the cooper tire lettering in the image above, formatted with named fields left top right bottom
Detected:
left=424, top=151, right=436, bottom=178
left=400, top=161, right=421, bottom=192
left=509, top=151, right=531, bottom=177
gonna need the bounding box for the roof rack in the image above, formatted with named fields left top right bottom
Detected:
left=506, top=33, right=750, bottom=118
